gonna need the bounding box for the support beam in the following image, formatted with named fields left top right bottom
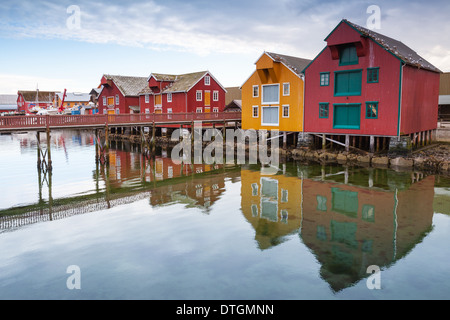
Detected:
left=370, top=136, right=375, bottom=153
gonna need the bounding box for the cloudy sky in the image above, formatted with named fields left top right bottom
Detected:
left=0, top=0, right=449, bottom=94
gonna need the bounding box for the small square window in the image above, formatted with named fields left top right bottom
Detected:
left=205, top=76, right=210, bottom=86
left=366, top=102, right=378, bottom=119
left=253, top=85, right=259, bottom=98
left=196, top=107, right=203, bottom=113
left=213, top=107, right=219, bottom=113
left=367, top=68, right=379, bottom=83
left=283, top=83, right=290, bottom=96
left=252, top=106, right=259, bottom=118
left=282, top=105, right=290, bottom=118
left=319, top=103, right=329, bottom=118
left=320, top=73, right=330, bottom=86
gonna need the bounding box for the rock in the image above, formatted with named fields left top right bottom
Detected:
left=357, top=155, right=372, bottom=164
left=439, top=161, right=449, bottom=172
left=413, top=157, right=425, bottom=170
left=390, top=157, right=414, bottom=168
left=336, top=153, right=347, bottom=163
left=372, top=156, right=389, bottom=166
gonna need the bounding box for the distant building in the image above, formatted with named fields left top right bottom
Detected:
left=224, top=87, right=242, bottom=112
left=17, top=90, right=60, bottom=114
left=439, top=72, right=450, bottom=121
left=0, top=94, right=18, bottom=113
left=98, top=75, right=148, bottom=114
left=56, top=92, right=91, bottom=110
left=139, top=71, right=227, bottom=114
left=224, top=100, right=242, bottom=113
left=89, top=88, right=102, bottom=107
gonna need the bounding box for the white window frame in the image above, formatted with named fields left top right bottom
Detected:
left=115, top=108, right=120, bottom=114
left=283, top=83, right=290, bottom=96
left=204, top=75, right=211, bottom=86
left=145, top=108, right=150, bottom=114
left=167, top=108, right=173, bottom=113
left=167, top=93, right=172, bottom=103
left=213, top=107, right=219, bottom=113
left=252, top=105, right=259, bottom=118
left=213, top=90, right=219, bottom=101
left=102, top=96, right=106, bottom=106
left=196, top=107, right=203, bottom=113
left=282, top=105, right=290, bottom=118
left=196, top=90, right=202, bottom=101
left=261, top=84, right=280, bottom=105
left=261, top=106, right=279, bottom=126
left=253, top=85, right=259, bottom=98
left=145, top=95, right=149, bottom=103
left=115, top=94, right=120, bottom=105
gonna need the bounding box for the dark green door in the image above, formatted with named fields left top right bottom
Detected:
left=333, top=104, right=361, bottom=129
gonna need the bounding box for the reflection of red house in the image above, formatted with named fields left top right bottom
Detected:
left=139, top=71, right=227, bottom=115
left=303, top=19, right=441, bottom=149
left=98, top=75, right=148, bottom=115
left=17, top=90, right=59, bottom=114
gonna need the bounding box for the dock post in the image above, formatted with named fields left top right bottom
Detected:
left=37, top=131, right=41, bottom=169
left=322, top=134, right=326, bottom=150
left=370, top=136, right=375, bottom=153
left=46, top=127, right=52, bottom=171
left=105, top=124, right=110, bottom=165
left=345, top=135, right=350, bottom=152
left=152, top=122, right=156, bottom=153
left=283, top=132, right=287, bottom=150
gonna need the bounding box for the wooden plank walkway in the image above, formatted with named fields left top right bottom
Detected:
left=0, top=112, right=242, bottom=132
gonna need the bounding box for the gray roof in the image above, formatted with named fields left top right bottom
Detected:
left=104, top=75, right=149, bottom=96
left=163, top=71, right=209, bottom=93
left=0, top=94, right=18, bottom=105
left=265, top=52, right=312, bottom=76
left=439, top=95, right=450, bottom=105
left=57, top=92, right=90, bottom=102
left=344, top=19, right=441, bottom=73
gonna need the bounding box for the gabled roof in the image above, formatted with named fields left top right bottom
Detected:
left=57, top=92, right=91, bottom=102
left=0, top=94, right=18, bottom=105
left=148, top=73, right=179, bottom=82
left=326, top=19, right=441, bottom=73
left=265, top=52, right=312, bottom=76
left=17, top=90, right=59, bottom=103
left=162, top=71, right=227, bottom=93
left=103, top=75, right=149, bottom=97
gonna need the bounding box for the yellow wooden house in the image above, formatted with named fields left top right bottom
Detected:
left=241, top=52, right=311, bottom=132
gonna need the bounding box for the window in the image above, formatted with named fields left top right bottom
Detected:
left=281, top=189, right=288, bottom=203
left=145, top=108, right=150, bottom=114
left=367, top=68, right=379, bottom=83
left=251, top=183, right=258, bottom=196
left=319, top=103, right=329, bottom=118
left=252, top=106, right=259, bottom=118
left=167, top=108, right=173, bottom=113
left=253, top=85, right=259, bottom=98
left=167, top=93, right=172, bottom=102
left=115, top=95, right=119, bottom=105
left=333, top=104, right=361, bottom=130
left=366, top=102, right=378, bottom=119
left=339, top=44, right=359, bottom=66
left=316, top=196, right=327, bottom=212
left=204, top=75, right=210, bottom=86
left=213, top=91, right=219, bottom=101
left=362, top=205, right=375, bottom=222
left=196, top=107, right=203, bottom=113
left=283, top=83, right=290, bottom=96
left=196, top=91, right=202, bottom=101
left=334, top=70, right=362, bottom=96
left=282, top=105, right=290, bottom=118
left=261, top=106, right=279, bottom=126
left=320, top=72, right=330, bottom=86
left=145, top=95, right=149, bottom=103
left=262, top=84, right=279, bottom=104
left=115, top=108, right=120, bottom=114
left=213, top=107, right=219, bottom=113
left=331, top=188, right=359, bottom=217
left=103, top=97, right=106, bottom=106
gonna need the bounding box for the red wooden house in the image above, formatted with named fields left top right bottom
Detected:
left=303, top=19, right=441, bottom=152
left=139, top=71, right=227, bottom=114
left=98, top=75, right=148, bottom=114
left=17, top=90, right=59, bottom=114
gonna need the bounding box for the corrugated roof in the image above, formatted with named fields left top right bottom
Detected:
left=266, top=52, right=312, bottom=76
left=104, top=75, right=149, bottom=97
left=57, top=92, right=90, bottom=102
left=344, top=19, right=441, bottom=73
left=440, top=73, right=450, bottom=95
left=18, top=90, right=59, bottom=103
left=0, top=94, right=18, bottom=105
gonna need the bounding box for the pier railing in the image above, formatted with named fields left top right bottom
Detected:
left=0, top=112, right=242, bottom=131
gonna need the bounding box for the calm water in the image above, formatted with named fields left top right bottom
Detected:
left=0, top=130, right=449, bottom=300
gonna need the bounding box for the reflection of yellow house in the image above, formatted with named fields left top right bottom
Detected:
left=241, top=52, right=311, bottom=132
left=240, top=169, right=303, bottom=250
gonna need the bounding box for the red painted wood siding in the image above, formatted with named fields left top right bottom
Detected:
left=400, top=65, right=440, bottom=134
left=98, top=78, right=138, bottom=114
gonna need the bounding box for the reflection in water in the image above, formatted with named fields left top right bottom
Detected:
left=0, top=131, right=439, bottom=295
left=240, top=164, right=435, bottom=292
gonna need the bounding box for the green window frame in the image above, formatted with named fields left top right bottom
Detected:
left=366, top=102, right=379, bottom=119
left=320, top=72, right=330, bottom=86
left=334, top=69, right=362, bottom=96
left=339, top=44, right=359, bottom=66
left=319, top=103, right=329, bottom=118
left=367, top=68, right=379, bottom=83
left=333, top=104, right=361, bottom=130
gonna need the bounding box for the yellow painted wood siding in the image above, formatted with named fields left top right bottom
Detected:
left=242, top=53, right=305, bottom=132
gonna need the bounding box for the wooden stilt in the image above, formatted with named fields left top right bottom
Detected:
left=370, top=136, right=375, bottom=153
left=345, top=135, right=350, bottom=152
left=46, top=128, right=52, bottom=171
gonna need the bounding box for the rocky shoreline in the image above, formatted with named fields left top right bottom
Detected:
left=289, top=143, right=450, bottom=175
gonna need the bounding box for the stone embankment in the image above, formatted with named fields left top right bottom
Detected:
left=289, top=143, right=450, bottom=175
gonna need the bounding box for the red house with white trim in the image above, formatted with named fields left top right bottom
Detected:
left=17, top=90, right=59, bottom=114
left=303, top=19, right=441, bottom=151
left=139, top=71, right=227, bottom=115
left=98, top=75, right=148, bottom=114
